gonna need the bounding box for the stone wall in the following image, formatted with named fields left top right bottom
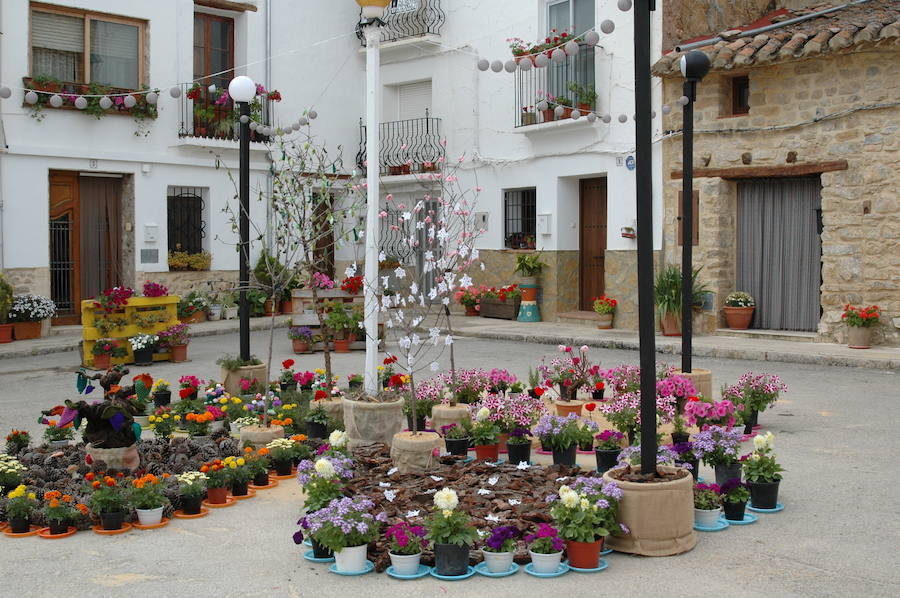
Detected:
left=605, top=250, right=663, bottom=331
left=136, top=270, right=238, bottom=298
left=660, top=50, right=900, bottom=345
left=662, top=0, right=775, bottom=52
left=3, top=267, right=51, bottom=296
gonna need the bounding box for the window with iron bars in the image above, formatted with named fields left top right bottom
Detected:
left=503, top=189, right=537, bottom=249
left=167, top=186, right=207, bottom=253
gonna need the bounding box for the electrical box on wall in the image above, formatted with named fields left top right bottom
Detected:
left=144, top=224, right=158, bottom=243
left=537, top=213, right=552, bottom=235
left=474, top=212, right=489, bottom=231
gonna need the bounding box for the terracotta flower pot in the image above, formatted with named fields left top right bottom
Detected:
left=0, top=323, right=13, bottom=343
left=171, top=344, right=188, bottom=362
left=541, top=109, right=555, bottom=123
left=596, top=313, right=614, bottom=329
left=334, top=338, right=351, bottom=353
left=465, top=305, right=479, bottom=316
left=566, top=538, right=602, bottom=569
left=280, top=299, right=294, bottom=314
left=13, top=321, right=41, bottom=340
left=292, top=339, right=310, bottom=354
left=206, top=486, right=229, bottom=504
left=93, top=353, right=112, bottom=369
left=724, top=306, right=754, bottom=330
left=660, top=312, right=681, bottom=336
left=263, top=299, right=279, bottom=316
left=555, top=400, right=584, bottom=417
left=474, top=444, right=499, bottom=461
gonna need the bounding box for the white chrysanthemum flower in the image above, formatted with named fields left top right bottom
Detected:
left=329, top=430, right=348, bottom=448
left=476, top=407, right=491, bottom=422
left=314, top=458, right=336, bottom=478
left=433, top=487, right=459, bottom=511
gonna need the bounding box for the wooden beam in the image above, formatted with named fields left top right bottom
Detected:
left=670, top=160, right=848, bottom=179
left=194, top=0, right=257, bottom=12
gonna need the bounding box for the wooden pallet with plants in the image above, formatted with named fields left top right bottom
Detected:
left=81, top=296, right=180, bottom=367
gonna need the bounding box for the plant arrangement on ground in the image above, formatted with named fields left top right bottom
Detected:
left=296, top=454, right=355, bottom=513
left=8, top=293, right=57, bottom=322
left=426, top=488, right=479, bottom=575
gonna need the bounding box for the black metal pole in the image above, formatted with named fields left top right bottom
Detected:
left=634, top=0, right=658, bottom=476
left=681, top=79, right=695, bottom=374
left=238, top=101, right=251, bottom=362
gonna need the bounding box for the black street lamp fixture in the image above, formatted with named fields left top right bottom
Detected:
left=678, top=51, right=711, bottom=375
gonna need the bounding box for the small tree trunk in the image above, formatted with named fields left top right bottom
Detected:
left=408, top=369, right=418, bottom=436
left=311, top=285, right=333, bottom=388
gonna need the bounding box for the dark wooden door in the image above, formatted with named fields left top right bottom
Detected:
left=49, top=171, right=81, bottom=324
left=579, top=177, right=607, bottom=310
left=79, top=176, right=123, bottom=306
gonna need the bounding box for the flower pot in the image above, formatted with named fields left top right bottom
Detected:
left=592, top=389, right=605, bottom=401
left=100, top=511, right=125, bottom=531
left=334, top=338, right=351, bottom=353
left=389, top=552, right=422, bottom=576
left=263, top=299, right=279, bottom=316
left=334, top=544, right=369, bottom=573
left=231, top=479, right=249, bottom=497
left=577, top=102, right=593, bottom=113
left=306, top=421, right=327, bottom=439
left=93, top=353, right=112, bottom=369
left=552, top=445, right=577, bottom=466
left=223, top=306, right=238, bottom=320
left=248, top=470, right=269, bottom=486
left=714, top=463, right=742, bottom=487
left=311, top=538, right=334, bottom=560
left=133, top=347, right=154, bottom=366
left=136, top=506, right=164, bottom=526
left=566, top=538, right=602, bottom=569
left=555, top=400, right=584, bottom=417
left=153, top=390, right=171, bottom=407
left=497, top=432, right=509, bottom=453
left=596, top=313, right=614, bottom=329
left=693, top=507, right=721, bottom=528
left=273, top=459, right=293, bottom=476
left=206, top=486, right=229, bottom=505
left=724, top=306, right=754, bottom=330
left=281, top=299, right=294, bottom=314
left=541, top=108, right=555, bottom=123
left=406, top=414, right=426, bottom=431
left=49, top=439, right=70, bottom=449
left=742, top=409, right=759, bottom=435
left=434, top=543, right=469, bottom=576
left=464, top=305, right=479, bottom=316
left=474, top=444, right=499, bottom=461
left=671, top=431, right=690, bottom=445
left=280, top=382, right=298, bottom=395
left=595, top=448, right=621, bottom=473
left=133, top=415, right=150, bottom=428
left=683, top=457, right=699, bottom=481
left=507, top=442, right=531, bottom=465
left=209, top=420, right=225, bottom=434
left=48, top=519, right=69, bottom=535
left=521, top=112, right=537, bottom=126
left=560, top=107, right=573, bottom=119
left=181, top=311, right=206, bottom=324
left=8, top=517, right=30, bottom=534
left=847, top=326, right=872, bottom=349
left=181, top=494, right=202, bottom=515
left=291, top=339, right=310, bottom=354
left=13, top=321, right=42, bottom=340
left=529, top=550, right=563, bottom=574
left=660, top=312, right=681, bottom=336
left=723, top=500, right=747, bottom=521
left=445, top=437, right=470, bottom=456
left=342, top=396, right=404, bottom=449
left=239, top=424, right=285, bottom=448
left=482, top=550, right=514, bottom=573
left=0, top=323, right=13, bottom=343
left=748, top=480, right=780, bottom=509
left=171, top=344, right=188, bottom=362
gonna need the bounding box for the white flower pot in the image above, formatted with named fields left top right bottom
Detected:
left=208, top=305, right=223, bottom=321
left=694, top=507, right=722, bottom=528
left=529, top=550, right=563, bottom=574
left=49, top=440, right=70, bottom=449
left=482, top=550, right=514, bottom=573
left=136, top=506, right=164, bottom=526
left=388, top=552, right=421, bottom=575
left=133, top=415, right=150, bottom=428
left=210, top=420, right=225, bottom=433
left=334, top=543, right=368, bottom=572
left=223, top=306, right=238, bottom=320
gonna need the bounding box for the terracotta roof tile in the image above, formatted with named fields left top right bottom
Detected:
left=653, top=0, right=900, bottom=76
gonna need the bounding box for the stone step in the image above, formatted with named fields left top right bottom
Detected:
left=557, top=311, right=606, bottom=329
left=712, top=328, right=816, bottom=343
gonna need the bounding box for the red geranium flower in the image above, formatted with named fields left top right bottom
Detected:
left=534, top=387, right=545, bottom=397
left=314, top=390, right=327, bottom=401
left=282, top=359, right=295, bottom=369
left=179, top=387, right=195, bottom=399
left=595, top=381, right=605, bottom=390
left=585, top=403, right=596, bottom=412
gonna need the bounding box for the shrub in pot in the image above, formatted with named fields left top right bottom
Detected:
left=506, top=427, right=532, bottom=465
left=654, top=264, right=710, bottom=336
left=592, top=295, right=617, bottom=329
left=469, top=407, right=500, bottom=461
left=151, top=378, right=172, bottom=407
left=157, top=323, right=191, bottom=362
left=525, top=523, right=565, bottom=574
left=594, top=429, right=624, bottom=473
left=86, top=473, right=129, bottom=530
left=576, top=418, right=598, bottom=451
left=550, top=477, right=624, bottom=569
left=92, top=338, right=127, bottom=369
left=177, top=471, right=208, bottom=514
left=244, top=446, right=272, bottom=487
left=441, top=422, right=471, bottom=456
left=305, top=394, right=331, bottom=439
left=0, top=273, right=15, bottom=343
left=4, top=484, right=38, bottom=533
left=743, top=432, right=784, bottom=509
left=129, top=473, right=169, bottom=525
left=385, top=521, right=429, bottom=575
left=481, top=525, right=520, bottom=573
left=266, top=438, right=305, bottom=475
left=534, top=413, right=581, bottom=466
left=720, top=479, right=750, bottom=521
left=425, top=488, right=478, bottom=576
left=279, top=359, right=299, bottom=393
left=693, top=482, right=722, bottom=527
left=303, top=495, right=384, bottom=573
left=42, top=418, right=75, bottom=448
left=721, top=372, right=788, bottom=433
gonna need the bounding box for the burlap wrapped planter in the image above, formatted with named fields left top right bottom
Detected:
left=239, top=424, right=285, bottom=448
left=390, top=431, right=442, bottom=474
left=221, top=364, right=269, bottom=397
left=603, top=465, right=696, bottom=556
left=320, top=398, right=344, bottom=426
left=673, top=368, right=712, bottom=404
left=85, top=443, right=140, bottom=470
left=342, top=397, right=403, bottom=449
left=430, top=404, right=471, bottom=433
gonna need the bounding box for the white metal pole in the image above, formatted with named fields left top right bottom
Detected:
left=363, top=24, right=381, bottom=395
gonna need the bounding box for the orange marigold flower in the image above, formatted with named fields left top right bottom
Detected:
left=85, top=472, right=95, bottom=481
left=106, top=479, right=116, bottom=487
left=133, top=480, right=145, bottom=489
left=200, top=465, right=209, bottom=473
left=258, top=447, right=269, bottom=456
left=162, top=473, right=170, bottom=479
left=62, top=494, right=73, bottom=503
left=92, top=480, right=101, bottom=489
left=45, top=490, right=61, bottom=500
left=244, top=447, right=253, bottom=453
left=76, top=503, right=88, bottom=514
left=49, top=498, right=60, bottom=508
left=116, top=472, right=124, bottom=478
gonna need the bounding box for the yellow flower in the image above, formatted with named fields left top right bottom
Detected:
left=163, top=413, right=170, bottom=419
left=442, top=509, right=453, bottom=518
left=377, top=365, right=384, bottom=371
left=148, top=416, right=156, bottom=423
left=237, top=458, right=245, bottom=466
left=149, top=424, right=156, bottom=429
left=174, top=415, right=181, bottom=421
left=222, top=405, right=228, bottom=412
left=27, top=492, right=36, bottom=500
left=314, top=368, right=324, bottom=375
left=8, top=484, right=26, bottom=498
left=231, top=397, right=242, bottom=404
left=219, top=397, right=228, bottom=404
left=229, top=462, right=237, bottom=469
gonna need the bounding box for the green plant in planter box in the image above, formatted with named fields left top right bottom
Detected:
left=567, top=82, right=598, bottom=107
left=324, top=301, right=353, bottom=339
left=514, top=253, right=548, bottom=278
left=469, top=407, right=500, bottom=446
left=654, top=264, right=710, bottom=321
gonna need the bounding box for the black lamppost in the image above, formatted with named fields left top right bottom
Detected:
left=678, top=51, right=711, bottom=374
left=228, top=75, right=256, bottom=362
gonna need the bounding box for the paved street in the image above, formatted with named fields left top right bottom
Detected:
left=1, top=331, right=898, bottom=597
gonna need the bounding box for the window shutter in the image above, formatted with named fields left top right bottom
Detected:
left=677, top=190, right=700, bottom=246
left=397, top=81, right=432, bottom=120
left=32, top=11, right=84, bottom=53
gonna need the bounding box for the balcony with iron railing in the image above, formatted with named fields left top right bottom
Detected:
left=357, top=111, right=444, bottom=177
left=514, top=43, right=598, bottom=128
left=357, top=0, right=445, bottom=46
left=177, top=83, right=274, bottom=143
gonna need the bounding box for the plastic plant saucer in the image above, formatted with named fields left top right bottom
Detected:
left=232, top=489, right=256, bottom=500
left=329, top=560, right=375, bottom=576
left=576, top=449, right=595, bottom=455
left=694, top=519, right=729, bottom=532
left=524, top=562, right=569, bottom=578
left=269, top=472, right=296, bottom=481
left=173, top=508, right=209, bottom=519
left=133, top=517, right=170, bottom=530
left=429, top=566, right=476, bottom=581
left=92, top=522, right=132, bottom=535
left=536, top=449, right=552, bottom=455
left=462, top=456, right=474, bottom=464
left=720, top=513, right=758, bottom=525
left=386, top=564, right=430, bottom=580
left=303, top=538, right=313, bottom=547
left=250, top=479, right=279, bottom=490
left=303, top=549, right=335, bottom=563
left=566, top=558, right=608, bottom=573
left=600, top=547, right=613, bottom=556
left=202, top=496, right=237, bottom=508
left=37, top=526, right=78, bottom=539
left=4, top=525, right=42, bottom=537
left=474, top=561, right=520, bottom=578
left=748, top=502, right=784, bottom=513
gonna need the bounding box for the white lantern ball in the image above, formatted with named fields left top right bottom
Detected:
left=299, top=117, right=308, bottom=126
left=208, top=84, right=217, bottom=94
left=618, top=0, right=633, bottom=11
left=99, top=96, right=112, bottom=110
left=651, top=110, right=657, bottom=119
left=124, top=95, right=136, bottom=108
left=169, top=86, right=181, bottom=98
left=534, top=53, right=550, bottom=68
left=477, top=58, right=490, bottom=71
left=25, top=91, right=38, bottom=104
left=74, top=96, right=88, bottom=110
left=504, top=60, right=517, bottom=73
left=551, top=48, right=566, bottom=63
left=249, top=121, right=258, bottom=131
left=554, top=105, right=565, bottom=117
left=586, top=112, right=597, bottom=123
left=308, top=110, right=317, bottom=120
left=564, top=40, right=579, bottom=55
left=584, top=31, right=600, bottom=46
left=536, top=100, right=548, bottom=111
left=291, top=122, right=300, bottom=131
left=518, top=58, right=533, bottom=71
left=240, top=114, right=250, bottom=124
left=490, top=60, right=503, bottom=73
left=618, top=114, right=628, bottom=123
left=0, top=86, right=11, bottom=99
left=602, top=114, right=612, bottom=123
left=571, top=109, right=581, bottom=120
left=662, top=104, right=672, bottom=114
left=601, top=20, right=615, bottom=34
left=49, top=94, right=63, bottom=108
left=228, top=75, right=256, bottom=103
left=677, top=95, right=690, bottom=106
left=146, top=91, right=158, bottom=105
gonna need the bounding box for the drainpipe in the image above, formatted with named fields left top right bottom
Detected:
left=265, top=0, right=274, bottom=249
left=0, top=4, right=5, bottom=271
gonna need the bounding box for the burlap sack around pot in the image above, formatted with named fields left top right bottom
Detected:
left=239, top=424, right=285, bottom=448
left=390, top=431, right=442, bottom=474
left=85, top=443, right=140, bottom=470
left=603, top=465, right=697, bottom=556
left=430, top=404, right=471, bottom=433
left=221, top=364, right=268, bottom=397
left=342, top=397, right=403, bottom=448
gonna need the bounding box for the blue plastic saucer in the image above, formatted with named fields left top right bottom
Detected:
left=748, top=502, right=784, bottom=513
left=329, top=560, right=374, bottom=576
left=721, top=512, right=758, bottom=525
left=386, top=564, right=430, bottom=580
left=303, top=538, right=312, bottom=547
left=474, top=561, right=519, bottom=578
left=600, top=547, right=613, bottom=556
left=429, top=566, right=476, bottom=581
left=566, top=558, right=608, bottom=573
left=694, top=519, right=729, bottom=532
left=524, top=562, right=569, bottom=578
left=697, top=476, right=705, bottom=483
left=462, top=456, right=474, bottom=464
left=303, top=549, right=334, bottom=563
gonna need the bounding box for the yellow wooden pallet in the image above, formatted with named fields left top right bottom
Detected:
left=81, top=296, right=180, bottom=367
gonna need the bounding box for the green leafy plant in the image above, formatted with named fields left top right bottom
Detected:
left=470, top=408, right=500, bottom=446
left=514, top=253, right=548, bottom=277
left=654, top=264, right=710, bottom=320
left=91, top=339, right=128, bottom=357
left=425, top=488, right=479, bottom=546
left=86, top=475, right=129, bottom=514
left=216, top=354, right=263, bottom=371
left=0, top=274, right=14, bottom=323
left=693, top=482, right=721, bottom=510
left=743, top=432, right=784, bottom=483
left=567, top=82, right=597, bottom=107
left=167, top=250, right=212, bottom=271
left=177, top=471, right=208, bottom=498
left=4, top=484, right=38, bottom=519
left=246, top=288, right=268, bottom=316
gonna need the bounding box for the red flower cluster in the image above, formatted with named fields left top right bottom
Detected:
left=841, top=304, right=880, bottom=327
left=314, top=390, right=327, bottom=401
left=340, top=275, right=364, bottom=295
left=383, top=354, right=398, bottom=365
left=282, top=359, right=295, bottom=370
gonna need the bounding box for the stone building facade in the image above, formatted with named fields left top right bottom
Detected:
left=654, top=1, right=900, bottom=345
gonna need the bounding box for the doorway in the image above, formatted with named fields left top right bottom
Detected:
left=736, top=176, right=822, bottom=331
left=48, top=171, right=123, bottom=324
left=579, top=177, right=607, bottom=311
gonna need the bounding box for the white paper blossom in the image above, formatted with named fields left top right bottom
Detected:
left=444, top=335, right=453, bottom=346
left=405, top=510, right=420, bottom=518
left=379, top=482, right=391, bottom=488
left=430, top=362, right=440, bottom=372
left=394, top=267, right=406, bottom=279
left=459, top=274, right=472, bottom=288
left=509, top=499, right=521, bottom=506
left=442, top=297, right=450, bottom=305
left=516, top=461, right=530, bottom=470
left=477, top=488, right=492, bottom=496
left=384, top=489, right=396, bottom=502
left=485, top=514, right=500, bottom=522
left=488, top=476, right=499, bottom=486
left=387, top=467, right=398, bottom=475
left=430, top=475, right=444, bottom=482
left=344, top=263, right=358, bottom=278
left=379, top=251, right=386, bottom=261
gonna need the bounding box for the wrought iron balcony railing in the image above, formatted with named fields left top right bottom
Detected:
left=357, top=0, right=446, bottom=46
left=357, top=112, right=444, bottom=176
left=177, top=83, right=273, bottom=142
left=514, top=43, right=598, bottom=128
